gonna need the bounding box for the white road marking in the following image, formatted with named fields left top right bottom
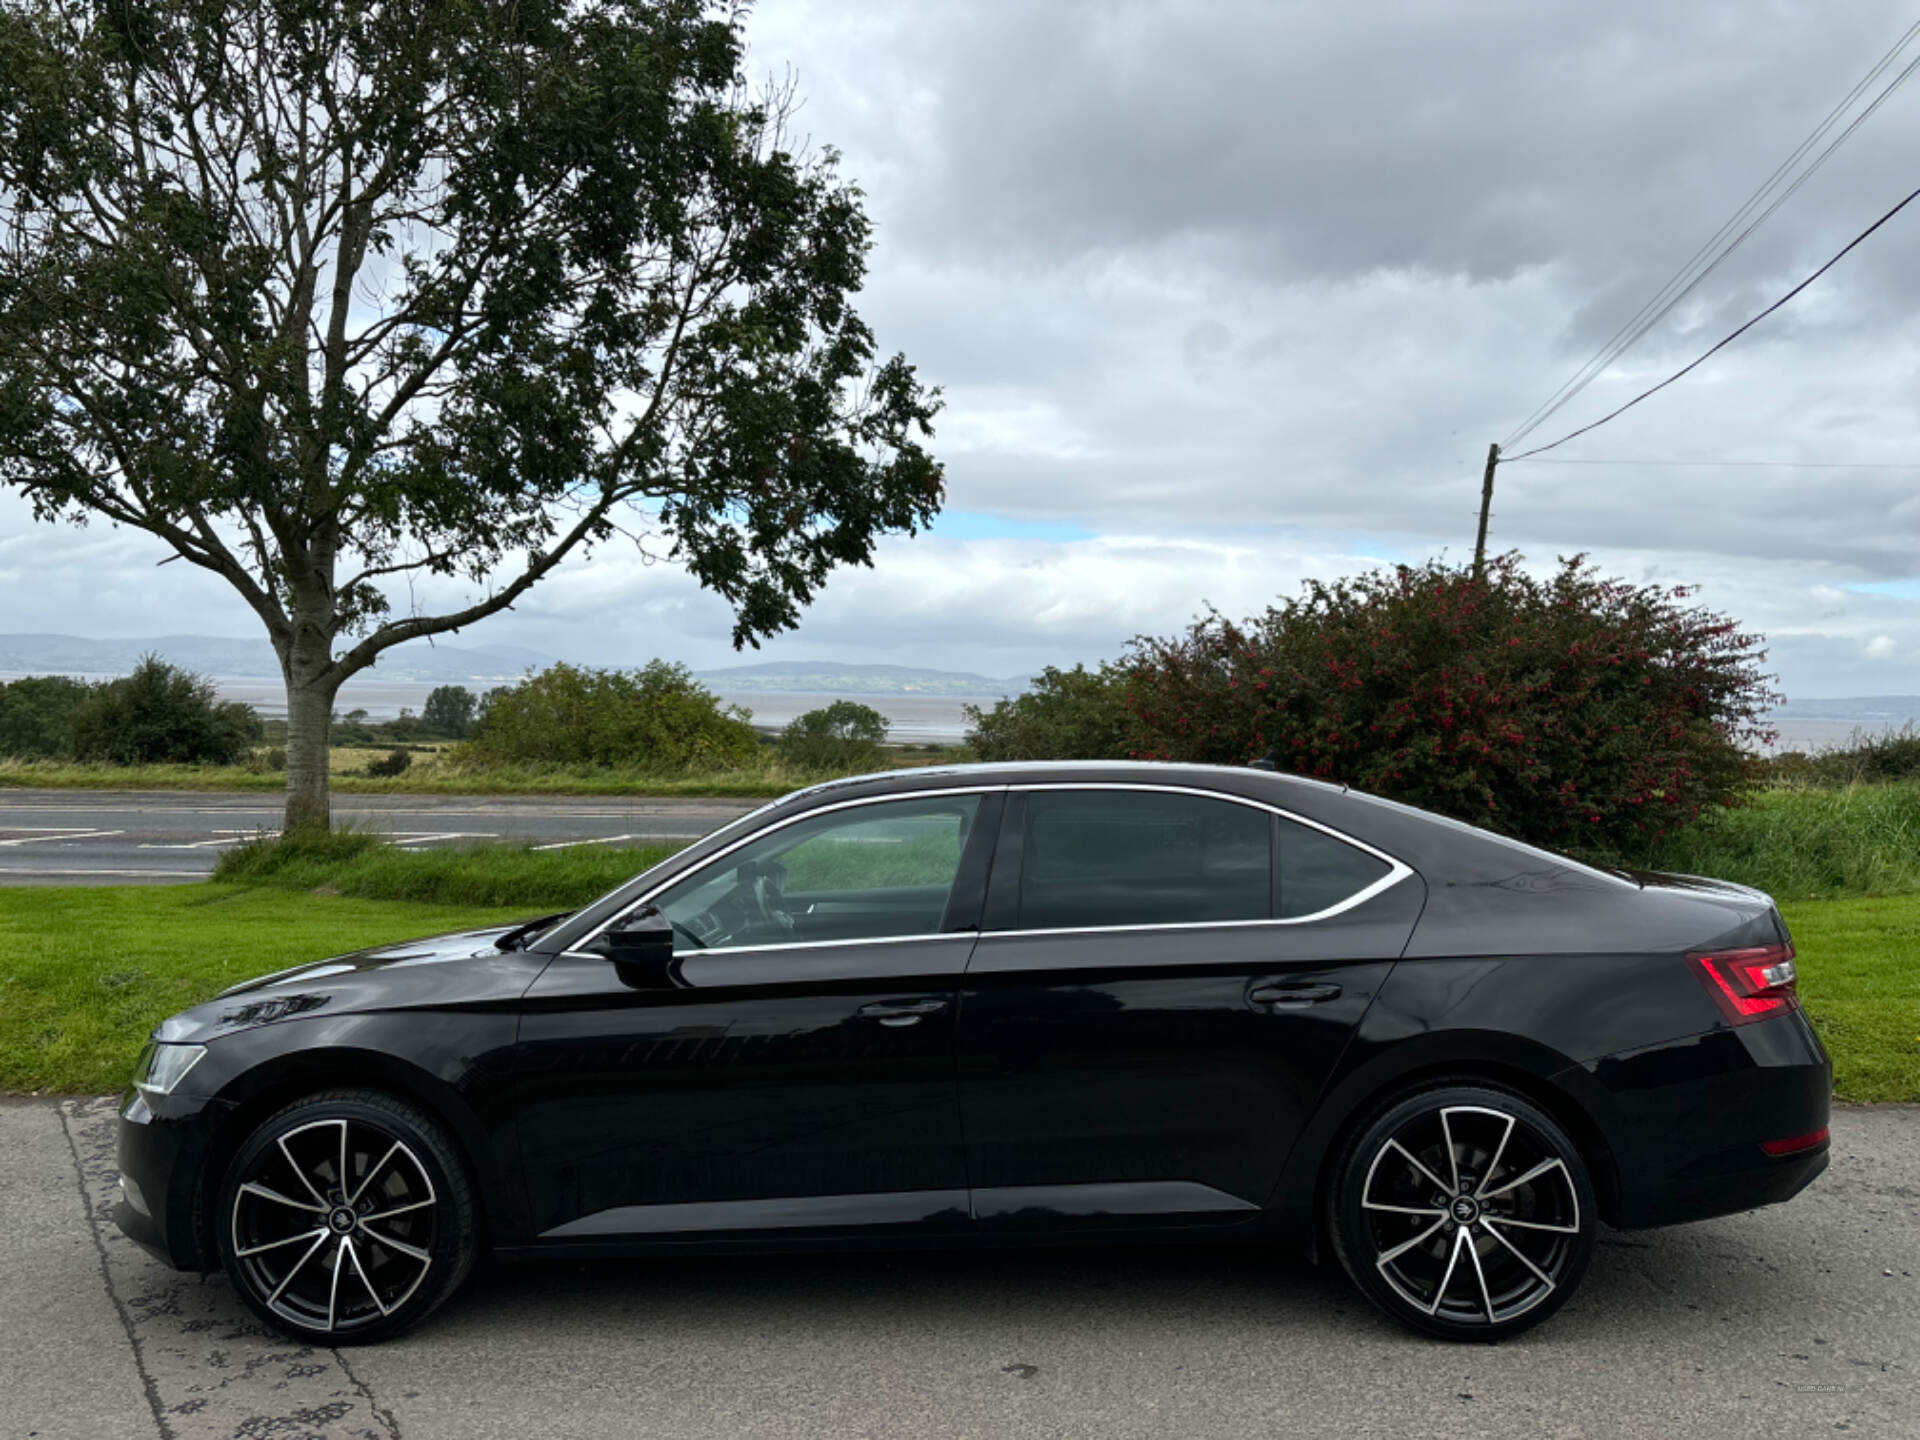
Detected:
left=0, top=829, right=125, bottom=846
left=137, top=836, right=256, bottom=850
left=0, top=866, right=200, bottom=878
left=530, top=833, right=639, bottom=851
left=390, top=832, right=498, bottom=847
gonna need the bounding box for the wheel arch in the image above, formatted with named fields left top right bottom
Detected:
left=1271, top=1032, right=1626, bottom=1250
left=192, top=1046, right=514, bottom=1269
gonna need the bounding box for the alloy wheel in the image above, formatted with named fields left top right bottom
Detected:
left=228, top=1116, right=439, bottom=1335
left=1351, top=1098, right=1589, bottom=1332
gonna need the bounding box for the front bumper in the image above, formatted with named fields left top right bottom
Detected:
left=1574, top=1007, right=1833, bottom=1229
left=113, top=1087, right=230, bottom=1271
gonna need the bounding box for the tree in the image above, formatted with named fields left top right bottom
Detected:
left=0, top=673, right=95, bottom=757
left=421, top=684, right=478, bottom=739
left=69, top=655, right=260, bottom=764
left=0, top=0, right=942, bottom=830
left=464, top=660, right=758, bottom=769
left=963, top=664, right=1131, bottom=762
left=1122, top=555, right=1777, bottom=852
left=779, top=698, right=889, bottom=771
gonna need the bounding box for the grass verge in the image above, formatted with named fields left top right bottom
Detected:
left=0, top=752, right=945, bottom=798
left=2, top=867, right=1913, bottom=1099
left=1781, top=895, right=1920, bottom=1105
left=1622, top=782, right=1920, bottom=901
left=211, top=828, right=681, bottom=909
left=0, top=886, right=524, bottom=1094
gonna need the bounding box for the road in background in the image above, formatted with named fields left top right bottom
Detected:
left=9, top=1098, right=1916, bottom=1440
left=0, top=789, right=758, bottom=885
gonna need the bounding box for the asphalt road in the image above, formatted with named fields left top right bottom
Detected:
left=0, top=789, right=761, bottom=885
left=5, top=1099, right=1916, bottom=1440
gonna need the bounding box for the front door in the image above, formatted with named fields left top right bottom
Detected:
left=515, top=790, right=1001, bottom=1242
left=957, top=785, right=1423, bottom=1229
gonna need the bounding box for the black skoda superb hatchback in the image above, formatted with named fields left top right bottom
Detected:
left=115, top=763, right=1831, bottom=1343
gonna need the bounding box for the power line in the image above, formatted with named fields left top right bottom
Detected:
left=1505, top=181, right=1920, bottom=461
left=1502, top=20, right=1920, bottom=450
left=1507, top=457, right=1920, bottom=469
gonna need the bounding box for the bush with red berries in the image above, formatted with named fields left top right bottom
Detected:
left=1121, top=554, right=1777, bottom=852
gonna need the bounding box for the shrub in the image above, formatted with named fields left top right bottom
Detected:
left=964, top=664, right=1132, bottom=761
left=1122, top=554, right=1776, bottom=852
left=69, top=656, right=261, bottom=765
left=0, top=674, right=96, bottom=758
left=779, top=700, right=891, bottom=772
left=463, top=661, right=761, bottom=770
left=365, top=748, right=413, bottom=778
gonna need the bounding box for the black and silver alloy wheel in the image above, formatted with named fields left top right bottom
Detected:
left=1331, top=1084, right=1596, bottom=1341
left=219, top=1091, right=476, bottom=1342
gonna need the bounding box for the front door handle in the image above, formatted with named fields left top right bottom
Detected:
left=1248, top=980, right=1343, bottom=1009
left=858, top=998, right=949, bottom=1028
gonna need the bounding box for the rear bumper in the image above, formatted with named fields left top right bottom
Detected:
left=1571, top=1008, right=1833, bottom=1229
left=113, top=1088, right=227, bottom=1271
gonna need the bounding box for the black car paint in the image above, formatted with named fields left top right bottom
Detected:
left=115, top=762, right=1831, bottom=1276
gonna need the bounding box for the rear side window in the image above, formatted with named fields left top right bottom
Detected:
left=1277, top=816, right=1392, bottom=918
left=1018, top=790, right=1272, bottom=929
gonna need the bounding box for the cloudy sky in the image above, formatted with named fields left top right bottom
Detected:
left=5, top=0, right=1920, bottom=696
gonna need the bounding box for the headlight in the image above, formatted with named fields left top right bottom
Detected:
left=134, top=1042, right=207, bottom=1096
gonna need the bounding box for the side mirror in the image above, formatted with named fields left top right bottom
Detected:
left=603, top=905, right=680, bottom=988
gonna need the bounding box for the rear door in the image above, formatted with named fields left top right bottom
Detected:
left=956, top=784, right=1423, bottom=1230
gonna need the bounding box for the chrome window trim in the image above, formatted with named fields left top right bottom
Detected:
left=566, top=778, right=1416, bottom=959
left=568, top=786, right=1004, bottom=953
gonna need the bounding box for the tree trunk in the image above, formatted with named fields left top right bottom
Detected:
left=282, top=630, right=341, bottom=834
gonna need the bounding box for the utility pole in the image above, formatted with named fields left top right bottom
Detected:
left=1472, top=442, right=1500, bottom=579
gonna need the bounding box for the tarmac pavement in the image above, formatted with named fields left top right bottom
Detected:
left=4, top=1098, right=1917, bottom=1439
left=0, top=789, right=759, bottom=885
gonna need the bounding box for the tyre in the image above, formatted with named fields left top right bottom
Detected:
left=217, top=1089, right=478, bottom=1343
left=1329, top=1083, right=1596, bottom=1341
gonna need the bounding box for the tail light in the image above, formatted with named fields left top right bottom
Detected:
left=1690, top=942, right=1798, bottom=1026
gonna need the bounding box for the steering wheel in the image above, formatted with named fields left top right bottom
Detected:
left=743, top=859, right=796, bottom=936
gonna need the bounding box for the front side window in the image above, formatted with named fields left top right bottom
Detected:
left=653, top=795, right=983, bottom=951
left=1018, top=790, right=1272, bottom=930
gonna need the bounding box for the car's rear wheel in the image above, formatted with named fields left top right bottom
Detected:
left=1329, top=1083, right=1596, bottom=1341
left=217, top=1090, right=477, bottom=1343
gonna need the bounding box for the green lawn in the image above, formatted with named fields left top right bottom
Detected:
left=0, top=887, right=523, bottom=1094
left=1781, top=895, right=1920, bottom=1104
left=2, top=882, right=1913, bottom=1101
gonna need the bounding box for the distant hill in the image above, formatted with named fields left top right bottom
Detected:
left=694, top=661, right=1026, bottom=698
left=0, top=633, right=553, bottom=683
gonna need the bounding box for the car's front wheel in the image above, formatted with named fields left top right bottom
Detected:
left=217, top=1089, right=477, bottom=1343
left=1329, top=1083, right=1597, bottom=1341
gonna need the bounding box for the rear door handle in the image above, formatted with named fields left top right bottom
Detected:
left=858, top=998, right=949, bottom=1028
left=1248, top=980, right=1343, bottom=1009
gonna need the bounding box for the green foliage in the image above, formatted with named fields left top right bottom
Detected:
left=364, top=747, right=413, bottom=777
left=1122, top=555, right=1776, bottom=853
left=68, top=656, right=259, bottom=765
left=778, top=699, right=890, bottom=772
left=421, top=685, right=479, bottom=739
left=0, top=673, right=93, bottom=757
left=963, top=664, right=1132, bottom=761
left=213, top=830, right=680, bottom=909
left=1765, top=724, right=1920, bottom=787
left=463, top=661, right=761, bottom=770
